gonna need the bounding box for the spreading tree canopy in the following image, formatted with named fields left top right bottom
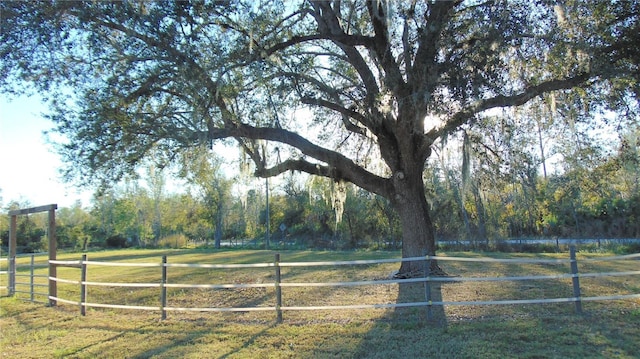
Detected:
left=1, top=0, right=638, bottom=274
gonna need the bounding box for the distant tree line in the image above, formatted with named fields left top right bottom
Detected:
left=427, top=125, right=640, bottom=244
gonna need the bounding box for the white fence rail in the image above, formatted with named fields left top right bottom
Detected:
left=6, top=250, right=640, bottom=322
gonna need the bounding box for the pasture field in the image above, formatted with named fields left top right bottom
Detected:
left=1, top=248, right=639, bottom=358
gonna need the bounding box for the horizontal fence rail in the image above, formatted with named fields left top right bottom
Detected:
left=6, top=250, right=640, bottom=322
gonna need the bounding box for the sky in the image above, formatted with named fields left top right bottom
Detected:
left=0, top=94, right=94, bottom=209
left=0, top=94, right=259, bottom=210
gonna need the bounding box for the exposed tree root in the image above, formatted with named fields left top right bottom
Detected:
left=392, top=262, right=450, bottom=279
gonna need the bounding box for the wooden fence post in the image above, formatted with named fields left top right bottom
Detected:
left=80, top=254, right=88, bottom=316
left=274, top=253, right=282, bottom=324
left=48, top=207, right=57, bottom=307
left=424, top=257, right=433, bottom=321
left=30, top=255, right=35, bottom=302
left=161, top=256, right=167, bottom=320
left=8, top=213, right=17, bottom=297
left=8, top=257, right=16, bottom=296
left=569, top=246, right=583, bottom=314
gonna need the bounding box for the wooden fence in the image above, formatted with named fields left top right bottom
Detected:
left=0, top=257, right=8, bottom=294
left=4, top=248, right=640, bottom=322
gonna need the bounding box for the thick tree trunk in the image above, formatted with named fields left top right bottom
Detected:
left=392, top=172, right=442, bottom=277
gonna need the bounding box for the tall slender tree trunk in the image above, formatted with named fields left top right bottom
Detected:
left=214, top=201, right=223, bottom=249
left=472, top=183, right=488, bottom=246
left=452, top=180, right=472, bottom=239
left=537, top=120, right=548, bottom=179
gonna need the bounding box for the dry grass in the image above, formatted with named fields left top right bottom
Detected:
left=1, top=249, right=639, bottom=358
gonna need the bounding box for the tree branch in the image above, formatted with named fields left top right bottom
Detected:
left=301, top=97, right=368, bottom=136
left=307, top=1, right=381, bottom=98
left=366, top=0, right=405, bottom=93
left=256, top=158, right=333, bottom=179
left=209, top=124, right=391, bottom=197
left=427, top=72, right=593, bottom=141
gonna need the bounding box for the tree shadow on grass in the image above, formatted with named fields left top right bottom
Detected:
left=217, top=323, right=277, bottom=359
left=48, top=311, right=278, bottom=358
left=341, top=279, right=451, bottom=358
left=389, top=280, right=448, bottom=329
left=124, top=323, right=278, bottom=359
left=61, top=323, right=159, bottom=358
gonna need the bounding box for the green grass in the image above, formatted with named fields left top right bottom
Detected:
left=1, top=248, right=639, bottom=358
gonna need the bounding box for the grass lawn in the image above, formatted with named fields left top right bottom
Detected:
left=1, top=248, right=639, bottom=358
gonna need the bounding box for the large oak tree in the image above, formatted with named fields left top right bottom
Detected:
left=1, top=0, right=638, bottom=274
